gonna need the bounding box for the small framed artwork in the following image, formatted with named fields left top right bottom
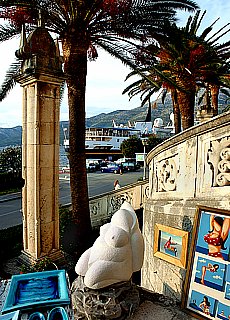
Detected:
left=182, top=206, right=230, bottom=319
left=153, top=224, right=189, bottom=268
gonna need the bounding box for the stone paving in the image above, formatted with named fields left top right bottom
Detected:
left=131, top=300, right=197, bottom=320
left=131, top=289, right=197, bottom=320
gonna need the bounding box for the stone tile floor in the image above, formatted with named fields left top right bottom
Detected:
left=133, top=289, right=197, bottom=320
left=131, top=300, right=197, bottom=320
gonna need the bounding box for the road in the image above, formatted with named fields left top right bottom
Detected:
left=0, top=169, right=144, bottom=230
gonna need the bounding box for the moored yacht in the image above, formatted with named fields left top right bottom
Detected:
left=63, top=120, right=153, bottom=153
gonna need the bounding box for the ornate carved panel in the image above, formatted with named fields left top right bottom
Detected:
left=90, top=202, right=100, bottom=217
left=109, top=191, right=133, bottom=215
left=207, top=137, right=230, bottom=187
left=89, top=183, right=148, bottom=228
left=156, top=158, right=178, bottom=192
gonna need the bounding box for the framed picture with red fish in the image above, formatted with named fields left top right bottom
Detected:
left=183, top=206, right=230, bottom=320
left=153, top=224, right=189, bottom=268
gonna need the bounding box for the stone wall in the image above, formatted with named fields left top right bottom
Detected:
left=141, top=111, right=230, bottom=302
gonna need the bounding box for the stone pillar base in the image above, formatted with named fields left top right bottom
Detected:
left=18, top=249, right=66, bottom=270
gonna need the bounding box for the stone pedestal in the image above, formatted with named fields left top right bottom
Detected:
left=196, top=107, right=215, bottom=123
left=15, top=27, right=65, bottom=265
left=71, top=276, right=140, bottom=320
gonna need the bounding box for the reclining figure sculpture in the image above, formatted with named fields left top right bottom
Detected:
left=75, top=201, right=144, bottom=289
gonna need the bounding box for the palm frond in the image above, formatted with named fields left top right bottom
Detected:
left=0, top=60, right=20, bottom=101
left=0, top=23, right=20, bottom=42
left=207, top=23, right=230, bottom=44
left=189, top=10, right=201, bottom=35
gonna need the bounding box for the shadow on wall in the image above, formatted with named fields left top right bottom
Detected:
left=182, top=215, right=193, bottom=233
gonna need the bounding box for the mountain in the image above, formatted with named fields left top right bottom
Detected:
left=1, top=92, right=228, bottom=147
left=0, top=126, right=22, bottom=148
left=85, top=101, right=172, bottom=128
left=0, top=101, right=173, bottom=147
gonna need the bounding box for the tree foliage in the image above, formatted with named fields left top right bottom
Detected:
left=0, top=0, right=198, bottom=258
left=146, top=134, right=165, bottom=152
left=0, top=146, right=21, bottom=174
left=0, top=146, right=24, bottom=192
left=123, top=10, right=230, bottom=130
left=120, top=135, right=143, bottom=158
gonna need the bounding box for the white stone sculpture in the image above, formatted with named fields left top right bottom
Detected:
left=75, top=201, right=144, bottom=289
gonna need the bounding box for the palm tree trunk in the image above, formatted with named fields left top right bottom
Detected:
left=210, top=84, right=219, bottom=116
left=176, top=89, right=195, bottom=130
left=62, top=34, right=92, bottom=259
left=171, top=89, right=181, bottom=134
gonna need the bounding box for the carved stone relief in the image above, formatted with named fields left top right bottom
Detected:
left=89, top=183, right=148, bottom=228
left=156, top=157, right=178, bottom=192
left=207, top=137, right=230, bottom=187
left=90, top=202, right=100, bottom=217
left=110, top=192, right=133, bottom=213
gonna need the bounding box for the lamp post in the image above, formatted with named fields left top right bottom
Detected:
left=142, top=138, right=148, bottom=180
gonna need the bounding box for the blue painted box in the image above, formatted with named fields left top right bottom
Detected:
left=2, top=270, right=70, bottom=314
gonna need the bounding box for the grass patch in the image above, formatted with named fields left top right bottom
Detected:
left=0, top=188, right=21, bottom=196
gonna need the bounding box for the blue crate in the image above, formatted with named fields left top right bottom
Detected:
left=2, top=270, right=70, bottom=314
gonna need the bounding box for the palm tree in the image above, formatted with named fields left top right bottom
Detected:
left=123, top=10, right=230, bottom=131
left=0, top=0, right=198, bottom=258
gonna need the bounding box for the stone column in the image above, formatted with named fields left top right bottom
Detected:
left=15, top=26, right=65, bottom=265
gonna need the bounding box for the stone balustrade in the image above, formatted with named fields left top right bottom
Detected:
left=62, top=180, right=149, bottom=228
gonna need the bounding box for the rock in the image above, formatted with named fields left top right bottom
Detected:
left=71, top=276, right=140, bottom=320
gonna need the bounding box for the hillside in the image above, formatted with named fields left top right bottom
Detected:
left=85, top=101, right=172, bottom=128
left=0, top=126, right=22, bottom=148
left=0, top=91, right=228, bottom=147
left=0, top=100, right=173, bottom=147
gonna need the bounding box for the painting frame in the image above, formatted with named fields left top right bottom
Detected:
left=182, top=205, right=230, bottom=320
left=153, top=224, right=189, bottom=268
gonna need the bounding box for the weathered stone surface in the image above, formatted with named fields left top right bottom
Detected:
left=71, top=276, right=140, bottom=320
left=15, top=25, right=64, bottom=264
left=143, top=111, right=230, bottom=302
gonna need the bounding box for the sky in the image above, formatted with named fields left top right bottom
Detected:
left=0, top=0, right=229, bottom=128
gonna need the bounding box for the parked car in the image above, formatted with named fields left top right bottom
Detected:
left=86, top=163, right=96, bottom=172
left=99, top=161, right=109, bottom=169
left=101, top=163, right=122, bottom=174
left=122, top=162, right=140, bottom=172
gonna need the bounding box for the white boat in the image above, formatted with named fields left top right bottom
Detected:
left=63, top=120, right=153, bottom=153
left=63, top=113, right=175, bottom=153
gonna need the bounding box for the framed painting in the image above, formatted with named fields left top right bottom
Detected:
left=182, top=206, right=230, bottom=320
left=153, top=224, right=189, bottom=268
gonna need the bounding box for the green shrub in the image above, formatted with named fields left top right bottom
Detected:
left=0, top=172, right=24, bottom=192
left=0, top=224, right=23, bottom=262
